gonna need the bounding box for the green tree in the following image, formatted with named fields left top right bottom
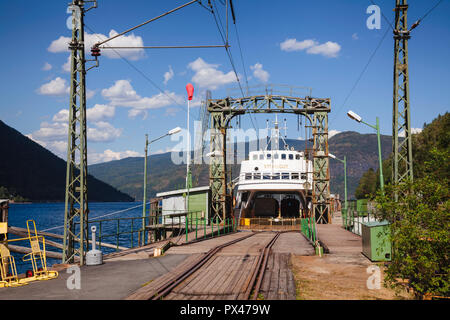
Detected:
left=355, top=168, right=377, bottom=199
left=374, top=148, right=450, bottom=298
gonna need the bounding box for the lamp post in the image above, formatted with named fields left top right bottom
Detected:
left=141, top=126, right=182, bottom=245
left=329, top=153, right=347, bottom=211
left=347, top=110, right=384, bottom=192
left=186, top=84, right=194, bottom=214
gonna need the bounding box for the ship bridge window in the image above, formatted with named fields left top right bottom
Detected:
left=289, top=154, right=294, bottom=160
left=245, top=173, right=252, bottom=180
left=281, top=154, right=286, bottom=160
left=296, top=154, right=301, bottom=160
left=301, top=173, right=307, bottom=180
left=274, top=153, right=279, bottom=159
left=259, top=154, right=264, bottom=160
left=267, top=153, right=271, bottom=159
left=263, top=173, right=270, bottom=180
left=272, top=173, right=280, bottom=180
left=292, top=173, right=299, bottom=179
left=253, top=154, right=257, bottom=160
left=254, top=172, right=261, bottom=180
left=282, top=172, right=290, bottom=180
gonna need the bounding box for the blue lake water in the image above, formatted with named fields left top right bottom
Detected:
left=7, top=202, right=145, bottom=274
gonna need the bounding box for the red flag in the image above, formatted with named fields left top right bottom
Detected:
left=186, top=83, right=194, bottom=101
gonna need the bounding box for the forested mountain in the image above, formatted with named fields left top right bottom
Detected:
left=89, top=132, right=392, bottom=201
left=0, top=120, right=133, bottom=202
left=355, top=112, right=449, bottom=198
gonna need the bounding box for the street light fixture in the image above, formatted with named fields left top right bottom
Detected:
left=141, top=126, right=182, bottom=245
left=329, top=153, right=347, bottom=211
left=347, top=110, right=384, bottom=192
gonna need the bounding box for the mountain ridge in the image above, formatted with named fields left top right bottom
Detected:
left=88, top=131, right=393, bottom=201
left=0, top=120, right=133, bottom=202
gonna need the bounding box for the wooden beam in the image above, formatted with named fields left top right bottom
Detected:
left=7, top=244, right=78, bottom=261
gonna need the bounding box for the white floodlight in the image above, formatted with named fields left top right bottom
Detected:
left=329, top=153, right=336, bottom=159
left=168, top=127, right=182, bottom=135
left=347, top=110, right=362, bottom=122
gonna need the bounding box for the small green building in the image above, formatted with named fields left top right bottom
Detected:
left=156, top=186, right=210, bottom=224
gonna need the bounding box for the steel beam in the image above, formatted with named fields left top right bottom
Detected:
left=62, top=1, right=91, bottom=265
left=207, top=92, right=331, bottom=223
left=392, top=0, right=413, bottom=188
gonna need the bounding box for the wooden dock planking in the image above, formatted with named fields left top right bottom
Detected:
left=126, top=253, right=204, bottom=300
left=127, top=231, right=306, bottom=300
left=259, top=252, right=274, bottom=298
left=278, top=254, right=289, bottom=300
left=267, top=252, right=281, bottom=300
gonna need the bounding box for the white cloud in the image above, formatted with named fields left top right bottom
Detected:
left=62, top=56, right=71, bottom=72
left=89, top=149, right=142, bottom=164
left=163, top=65, right=174, bottom=85
left=52, top=109, right=69, bottom=122
left=101, top=79, right=183, bottom=118
left=352, top=33, right=359, bottom=40
left=188, top=58, right=237, bottom=90
left=280, top=39, right=316, bottom=52
left=37, top=77, right=70, bottom=96
left=128, top=109, right=148, bottom=120
left=87, top=121, right=122, bottom=142
left=329, top=129, right=341, bottom=138
left=48, top=30, right=145, bottom=61
left=28, top=122, right=68, bottom=142
left=250, top=63, right=269, bottom=83
left=87, top=104, right=115, bottom=122
left=151, top=146, right=173, bottom=155
left=399, top=128, right=422, bottom=137
left=86, top=89, right=96, bottom=100
left=42, top=62, right=52, bottom=71
left=280, top=38, right=341, bottom=58
left=26, top=135, right=68, bottom=159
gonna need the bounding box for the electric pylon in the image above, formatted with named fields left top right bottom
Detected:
left=62, top=0, right=95, bottom=265
left=392, top=0, right=413, bottom=187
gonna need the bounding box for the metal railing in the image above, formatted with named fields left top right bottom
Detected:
left=342, top=200, right=377, bottom=236
left=238, top=217, right=303, bottom=231
left=76, top=211, right=239, bottom=253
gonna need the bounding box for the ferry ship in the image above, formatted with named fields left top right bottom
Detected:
left=234, top=116, right=313, bottom=223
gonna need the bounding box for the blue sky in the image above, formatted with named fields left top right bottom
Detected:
left=0, top=0, right=449, bottom=164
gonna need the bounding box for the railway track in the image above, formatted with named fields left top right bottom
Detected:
left=126, top=231, right=283, bottom=300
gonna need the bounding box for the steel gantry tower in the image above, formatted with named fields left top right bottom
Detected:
left=392, top=0, right=413, bottom=186
left=62, top=0, right=97, bottom=265
left=207, top=91, right=331, bottom=224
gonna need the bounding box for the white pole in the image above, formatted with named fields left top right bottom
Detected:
left=186, top=99, right=190, bottom=213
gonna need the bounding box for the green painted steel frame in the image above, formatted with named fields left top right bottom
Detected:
left=393, top=0, right=413, bottom=188
left=207, top=94, right=331, bottom=224
left=62, top=1, right=90, bottom=265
